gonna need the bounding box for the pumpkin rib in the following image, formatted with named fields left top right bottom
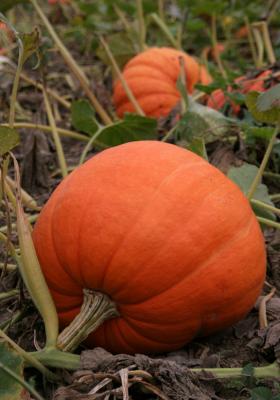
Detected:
left=116, top=94, right=180, bottom=118
left=120, top=314, right=201, bottom=345
left=105, top=175, right=253, bottom=304
left=116, top=213, right=256, bottom=309
left=114, top=85, right=179, bottom=109
left=104, top=319, right=136, bottom=353
left=100, top=160, right=207, bottom=288
left=121, top=64, right=175, bottom=84
left=42, top=193, right=82, bottom=296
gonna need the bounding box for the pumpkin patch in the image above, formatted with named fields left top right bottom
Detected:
left=113, top=47, right=212, bottom=118
left=32, top=141, right=266, bottom=354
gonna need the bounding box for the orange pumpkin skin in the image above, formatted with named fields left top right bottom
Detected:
left=113, top=47, right=212, bottom=118
left=32, top=141, right=266, bottom=354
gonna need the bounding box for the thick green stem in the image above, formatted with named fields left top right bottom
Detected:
left=247, top=121, right=280, bottom=200
left=0, top=329, right=58, bottom=381
left=244, top=17, right=258, bottom=67
left=30, top=348, right=80, bottom=370
left=191, top=362, right=279, bottom=379
left=57, top=289, right=119, bottom=352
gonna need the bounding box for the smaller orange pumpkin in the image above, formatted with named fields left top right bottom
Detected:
left=113, top=47, right=212, bottom=118
left=207, top=70, right=272, bottom=115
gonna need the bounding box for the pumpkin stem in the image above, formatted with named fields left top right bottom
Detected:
left=57, top=289, right=119, bottom=352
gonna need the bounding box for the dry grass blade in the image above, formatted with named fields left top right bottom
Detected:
left=259, top=287, right=276, bottom=328
left=129, top=376, right=170, bottom=400
left=119, top=368, right=129, bottom=400
left=88, top=378, right=112, bottom=395
left=99, top=36, right=145, bottom=116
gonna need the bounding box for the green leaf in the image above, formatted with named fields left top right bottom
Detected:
left=96, top=32, right=137, bottom=68
left=227, top=163, right=276, bottom=221
left=0, top=126, right=20, bottom=156
left=97, top=114, right=157, bottom=147
left=186, top=137, right=208, bottom=160
left=250, top=386, right=273, bottom=400
left=257, top=83, right=280, bottom=112
left=245, top=126, right=275, bottom=140
left=174, top=98, right=232, bottom=143
left=0, top=0, right=27, bottom=12
left=0, top=341, right=25, bottom=400
left=71, top=100, right=99, bottom=136
left=246, top=91, right=280, bottom=124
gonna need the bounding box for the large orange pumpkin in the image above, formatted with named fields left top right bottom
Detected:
left=33, top=141, right=266, bottom=354
left=113, top=47, right=212, bottom=118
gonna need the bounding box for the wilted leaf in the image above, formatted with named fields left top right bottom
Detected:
left=97, top=114, right=157, bottom=147
left=174, top=98, right=231, bottom=143
left=0, top=126, right=20, bottom=156
left=246, top=91, right=280, bottom=124
left=227, top=163, right=276, bottom=221
left=0, top=341, right=25, bottom=400
left=19, top=27, right=40, bottom=65
left=71, top=100, right=99, bottom=136
left=257, top=84, right=280, bottom=112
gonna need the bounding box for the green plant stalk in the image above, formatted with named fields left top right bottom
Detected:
left=0, top=263, right=17, bottom=271
left=257, top=217, right=280, bottom=229
left=42, top=87, right=68, bottom=178
left=0, top=289, right=19, bottom=300
left=258, top=21, right=276, bottom=64
left=2, top=122, right=89, bottom=142
left=158, top=0, right=165, bottom=22
left=30, top=0, right=112, bottom=125
left=251, top=24, right=264, bottom=68
left=9, top=58, right=23, bottom=128
left=113, top=4, right=131, bottom=33
left=244, top=17, right=258, bottom=67
left=5, top=175, right=40, bottom=210
left=11, top=154, right=59, bottom=349
left=0, top=232, right=19, bottom=264
left=19, top=71, right=71, bottom=109
left=264, top=171, right=280, bottom=179
left=149, top=13, right=180, bottom=49
left=210, top=14, right=227, bottom=79
left=0, top=329, right=58, bottom=381
left=270, top=193, right=280, bottom=201
left=0, top=362, right=45, bottom=400
left=191, top=361, right=279, bottom=379
left=30, top=348, right=80, bottom=370
left=251, top=198, right=280, bottom=216
left=100, top=36, right=145, bottom=116
left=0, top=310, right=22, bottom=331
left=136, top=0, right=146, bottom=51
left=0, top=213, right=38, bottom=233
left=79, top=127, right=103, bottom=165
left=247, top=121, right=280, bottom=200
